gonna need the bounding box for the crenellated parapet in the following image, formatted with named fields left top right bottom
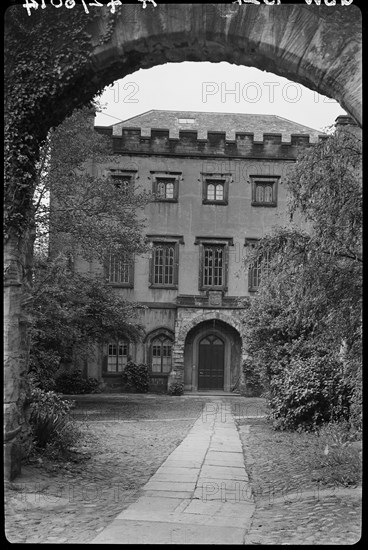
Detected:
left=95, top=126, right=326, bottom=160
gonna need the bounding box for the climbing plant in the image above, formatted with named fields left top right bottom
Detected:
left=4, top=5, right=121, bottom=239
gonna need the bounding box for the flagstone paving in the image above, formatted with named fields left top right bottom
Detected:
left=91, top=402, right=255, bottom=544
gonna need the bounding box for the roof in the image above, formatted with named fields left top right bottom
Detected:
left=110, top=110, right=325, bottom=143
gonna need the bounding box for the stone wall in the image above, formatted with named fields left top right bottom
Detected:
left=169, top=308, right=246, bottom=389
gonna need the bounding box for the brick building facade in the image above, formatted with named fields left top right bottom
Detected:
left=76, top=110, right=326, bottom=393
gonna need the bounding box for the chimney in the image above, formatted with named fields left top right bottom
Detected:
left=335, top=115, right=361, bottom=138
left=335, top=115, right=357, bottom=127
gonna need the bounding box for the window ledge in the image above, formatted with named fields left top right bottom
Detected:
left=108, top=283, right=134, bottom=288
left=200, top=286, right=228, bottom=292
left=149, top=284, right=178, bottom=290
left=103, top=372, right=124, bottom=377
left=202, top=200, right=228, bottom=206
left=154, top=198, right=178, bottom=203
left=251, top=202, right=277, bottom=207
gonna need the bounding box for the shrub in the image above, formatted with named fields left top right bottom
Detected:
left=28, top=388, right=80, bottom=459
left=168, top=382, right=184, bottom=396
left=122, top=361, right=149, bottom=393
left=268, top=353, right=350, bottom=431
left=242, top=359, right=265, bottom=397
left=28, top=349, right=61, bottom=391
left=55, top=369, right=100, bottom=394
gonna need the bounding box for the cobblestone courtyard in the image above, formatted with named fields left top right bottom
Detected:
left=5, top=395, right=362, bottom=544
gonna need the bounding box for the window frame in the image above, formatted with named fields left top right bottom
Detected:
left=150, top=334, right=173, bottom=374
left=147, top=235, right=184, bottom=289
left=105, top=339, right=130, bottom=374
left=250, top=175, right=280, bottom=207
left=106, top=252, right=134, bottom=288
left=151, top=172, right=181, bottom=203
left=201, top=173, right=230, bottom=205
left=195, top=237, right=233, bottom=292
left=245, top=238, right=271, bottom=292
left=108, top=169, right=137, bottom=196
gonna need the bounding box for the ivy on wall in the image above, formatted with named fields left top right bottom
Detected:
left=4, top=5, right=120, bottom=238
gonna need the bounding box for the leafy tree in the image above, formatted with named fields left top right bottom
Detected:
left=28, top=254, right=144, bottom=391
left=29, top=104, right=150, bottom=388
left=243, top=125, right=362, bottom=430
left=34, top=104, right=150, bottom=261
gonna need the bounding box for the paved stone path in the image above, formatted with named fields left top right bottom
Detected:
left=92, top=401, right=255, bottom=544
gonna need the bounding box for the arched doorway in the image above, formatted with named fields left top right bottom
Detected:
left=198, top=334, right=225, bottom=390
left=183, top=319, right=242, bottom=392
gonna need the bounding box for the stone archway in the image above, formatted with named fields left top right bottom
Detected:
left=182, top=318, right=243, bottom=392
left=4, top=2, right=362, bottom=479
left=169, top=310, right=245, bottom=391
left=89, top=4, right=362, bottom=125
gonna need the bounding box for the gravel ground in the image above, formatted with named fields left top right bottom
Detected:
left=5, top=395, right=362, bottom=545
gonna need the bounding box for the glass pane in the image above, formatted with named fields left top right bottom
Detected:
left=166, top=182, right=174, bottom=199
left=109, top=254, right=131, bottom=284
left=214, top=248, right=223, bottom=286
left=264, top=185, right=273, bottom=202
left=162, top=357, right=172, bottom=373
left=151, top=358, right=162, bottom=373
left=212, top=337, right=223, bottom=345
left=117, top=355, right=127, bottom=372
left=204, top=247, right=213, bottom=286
left=251, top=260, right=261, bottom=288
left=154, top=247, right=164, bottom=284
left=157, top=181, right=165, bottom=197
left=215, top=184, right=224, bottom=201
left=164, top=246, right=174, bottom=285
left=152, top=345, right=161, bottom=357
left=256, top=185, right=264, bottom=202
left=107, top=357, right=117, bottom=372
left=151, top=337, right=173, bottom=373
left=207, top=184, right=215, bottom=200
left=200, top=337, right=211, bottom=345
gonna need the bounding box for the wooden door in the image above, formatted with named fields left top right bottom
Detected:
left=198, top=335, right=224, bottom=390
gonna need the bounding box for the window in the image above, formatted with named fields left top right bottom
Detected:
left=107, top=340, right=129, bottom=373
left=151, top=244, right=176, bottom=286
left=250, top=176, right=279, bottom=206
left=248, top=251, right=271, bottom=291
left=152, top=172, right=181, bottom=202
left=201, top=174, right=230, bottom=204
left=195, top=237, right=233, bottom=291
left=156, top=178, right=175, bottom=200
left=148, top=235, right=183, bottom=289
left=151, top=335, right=173, bottom=373
left=203, top=245, right=224, bottom=287
left=109, top=169, right=136, bottom=195
left=107, top=252, right=134, bottom=287
left=206, top=181, right=224, bottom=201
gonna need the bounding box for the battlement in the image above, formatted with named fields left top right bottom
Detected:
left=95, top=126, right=325, bottom=160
